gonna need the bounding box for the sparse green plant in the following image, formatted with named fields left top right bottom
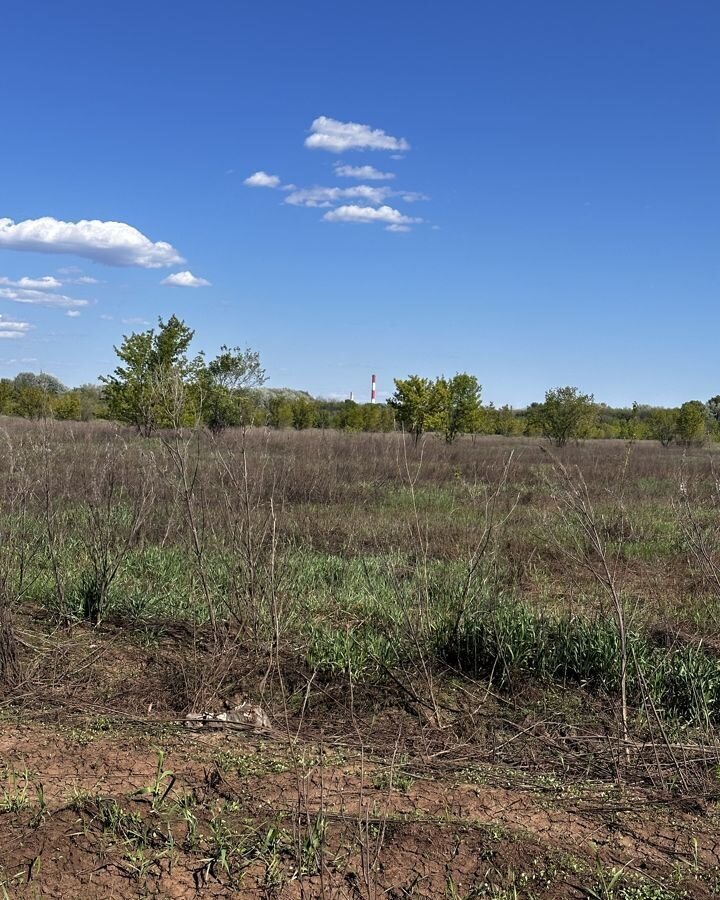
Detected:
left=372, top=756, right=415, bottom=793
left=134, top=748, right=175, bottom=809
left=258, top=824, right=289, bottom=889
left=298, top=814, right=327, bottom=876
left=198, top=816, right=237, bottom=882
left=0, top=768, right=30, bottom=813
left=216, top=749, right=289, bottom=777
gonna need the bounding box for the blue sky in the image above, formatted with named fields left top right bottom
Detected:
left=1, top=0, right=718, bottom=407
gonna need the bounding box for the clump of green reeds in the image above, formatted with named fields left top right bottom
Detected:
left=304, top=624, right=400, bottom=681
left=438, top=600, right=720, bottom=726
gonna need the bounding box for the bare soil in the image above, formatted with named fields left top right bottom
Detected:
left=1, top=613, right=720, bottom=898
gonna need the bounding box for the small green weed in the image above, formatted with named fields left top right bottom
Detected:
left=0, top=769, right=30, bottom=813
left=133, top=749, right=175, bottom=809
left=216, top=749, right=289, bottom=777
left=372, top=756, right=415, bottom=793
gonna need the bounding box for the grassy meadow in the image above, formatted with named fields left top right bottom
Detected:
left=2, top=418, right=720, bottom=897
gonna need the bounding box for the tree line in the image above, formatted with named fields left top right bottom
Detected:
left=0, top=314, right=718, bottom=446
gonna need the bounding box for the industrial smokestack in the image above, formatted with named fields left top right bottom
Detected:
left=371, top=373, right=377, bottom=404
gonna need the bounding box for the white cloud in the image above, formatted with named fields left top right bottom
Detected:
left=0, top=287, right=88, bottom=308
left=245, top=119, right=426, bottom=233
left=122, top=317, right=151, bottom=325
left=0, top=315, right=30, bottom=339
left=305, top=116, right=410, bottom=153
left=161, top=270, right=211, bottom=288
left=66, top=310, right=81, bottom=318
left=323, top=205, right=422, bottom=230
left=0, top=275, right=63, bottom=290
left=334, top=164, right=395, bottom=181
left=285, top=185, right=392, bottom=208
left=0, top=217, right=184, bottom=268
left=56, top=269, right=101, bottom=284
left=244, top=171, right=281, bottom=188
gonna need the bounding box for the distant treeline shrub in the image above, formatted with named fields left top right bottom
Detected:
left=3, top=371, right=718, bottom=445
left=0, top=373, right=106, bottom=421
left=1, top=314, right=719, bottom=444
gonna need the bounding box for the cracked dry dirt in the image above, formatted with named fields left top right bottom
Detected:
left=1, top=718, right=720, bottom=898
left=1, top=613, right=720, bottom=898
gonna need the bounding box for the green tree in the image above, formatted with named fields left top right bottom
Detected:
left=388, top=375, right=439, bottom=442
left=529, top=386, right=597, bottom=446
left=266, top=396, right=294, bottom=428
left=435, top=373, right=483, bottom=442
left=648, top=408, right=677, bottom=447
left=0, top=379, right=13, bottom=415
left=617, top=402, right=642, bottom=441
left=13, top=372, right=66, bottom=395
left=705, top=396, right=720, bottom=439
left=675, top=400, right=706, bottom=445
left=13, top=386, right=50, bottom=419
left=291, top=397, right=316, bottom=430
left=337, top=400, right=363, bottom=431
left=52, top=392, right=82, bottom=420
left=74, top=384, right=107, bottom=421
left=101, top=315, right=201, bottom=436
left=491, top=404, right=521, bottom=436
left=201, top=345, right=266, bottom=433
left=360, top=402, right=394, bottom=432
left=707, top=395, right=720, bottom=424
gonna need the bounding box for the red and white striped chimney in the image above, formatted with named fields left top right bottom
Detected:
left=371, top=373, right=377, bottom=404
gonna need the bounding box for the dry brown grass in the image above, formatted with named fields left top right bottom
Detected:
left=1, top=418, right=720, bottom=896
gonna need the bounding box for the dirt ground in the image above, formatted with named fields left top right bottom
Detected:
left=1, top=614, right=720, bottom=899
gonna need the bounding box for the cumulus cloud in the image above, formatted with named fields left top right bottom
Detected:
left=323, top=205, right=422, bottom=230
left=0, top=314, right=30, bottom=339
left=0, top=217, right=184, bottom=268
left=334, top=164, right=395, bottom=181
left=244, top=171, right=281, bottom=188
left=65, top=310, right=81, bottom=318
left=0, top=272, right=93, bottom=307
left=161, top=270, right=211, bottom=288
left=285, top=185, right=392, bottom=208
left=244, top=117, right=427, bottom=233
left=305, top=117, right=410, bottom=153
left=0, top=275, right=63, bottom=290
left=0, top=287, right=88, bottom=308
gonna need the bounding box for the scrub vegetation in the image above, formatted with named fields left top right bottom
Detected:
left=1, top=415, right=720, bottom=897
left=2, top=317, right=720, bottom=897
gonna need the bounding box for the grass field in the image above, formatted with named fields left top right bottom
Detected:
left=1, top=419, right=720, bottom=898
